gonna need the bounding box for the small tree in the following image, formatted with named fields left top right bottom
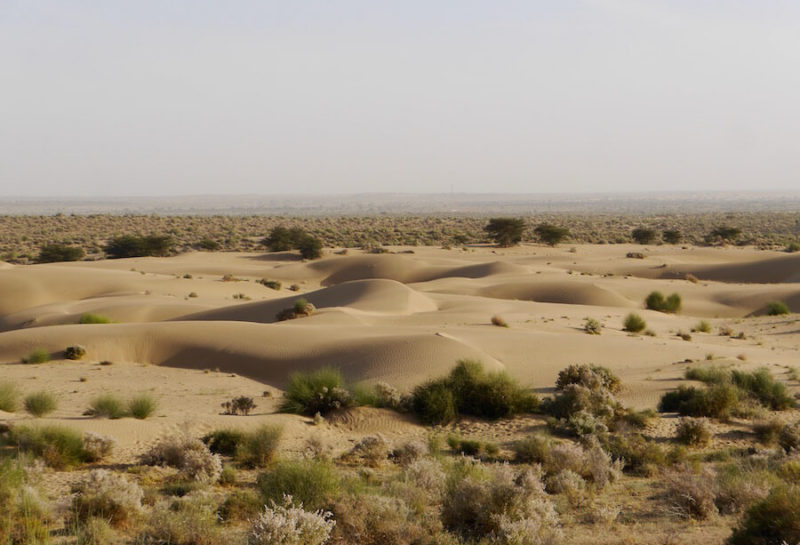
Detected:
left=262, top=226, right=295, bottom=252
left=105, top=235, right=173, bottom=258
left=297, top=236, right=323, bottom=260
left=708, top=226, right=741, bottom=245
left=663, top=229, right=682, bottom=244
left=631, top=228, right=656, bottom=245
left=534, top=223, right=570, bottom=246
left=37, top=243, right=85, bottom=263
left=484, top=218, right=525, bottom=247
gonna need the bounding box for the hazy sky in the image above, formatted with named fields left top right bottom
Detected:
left=2, top=1, right=799, bottom=197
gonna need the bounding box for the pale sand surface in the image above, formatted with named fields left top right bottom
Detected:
left=1, top=244, right=799, bottom=462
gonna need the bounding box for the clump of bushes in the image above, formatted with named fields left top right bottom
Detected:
left=555, top=364, right=621, bottom=394
left=663, top=464, right=718, bottom=519
left=248, top=497, right=335, bottom=545
left=37, top=242, right=85, bottom=263
left=3, top=426, right=101, bottom=469
left=766, top=301, right=790, bottom=316
left=262, top=226, right=323, bottom=259
left=658, top=384, right=739, bottom=419
left=410, top=360, right=538, bottom=425
left=727, top=485, right=800, bottom=545
left=281, top=367, right=354, bottom=416
left=24, top=391, right=57, bottom=417
left=71, top=469, right=143, bottom=528
left=104, top=234, right=174, bottom=258
left=276, top=298, right=315, bottom=321
left=645, top=291, right=682, bottom=313
left=141, top=434, right=222, bottom=483
left=64, top=345, right=86, bottom=360
left=623, top=313, right=646, bottom=333
left=675, top=417, right=711, bottom=447
left=221, top=396, right=256, bottom=416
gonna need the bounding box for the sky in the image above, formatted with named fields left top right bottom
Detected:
left=1, top=1, right=799, bottom=197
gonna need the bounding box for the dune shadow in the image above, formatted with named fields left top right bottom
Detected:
left=243, top=252, right=304, bottom=262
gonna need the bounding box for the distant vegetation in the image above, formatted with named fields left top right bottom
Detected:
left=104, top=234, right=174, bottom=258
left=631, top=227, right=656, bottom=245
left=534, top=222, right=570, bottom=246
left=262, top=226, right=323, bottom=259
left=36, top=242, right=85, bottom=263
left=483, top=217, right=524, bottom=247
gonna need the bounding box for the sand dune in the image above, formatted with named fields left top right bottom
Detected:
left=658, top=252, right=800, bottom=284
left=478, top=281, right=634, bottom=307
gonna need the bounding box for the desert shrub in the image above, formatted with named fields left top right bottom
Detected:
left=731, top=368, right=794, bottom=410
left=257, top=460, right=340, bottom=511
left=441, top=464, right=562, bottom=543
left=685, top=365, right=730, bottom=384
left=708, top=225, right=741, bottom=244
left=71, top=469, right=143, bottom=527
left=631, top=227, right=656, bottom=244
left=298, top=235, right=324, bottom=259
left=658, top=384, right=738, bottom=419
left=663, top=229, right=682, bottom=244
left=281, top=367, right=354, bottom=416
left=64, top=345, right=87, bottom=360
left=342, top=435, right=389, bottom=467
left=249, top=496, right=335, bottom=545
left=76, top=516, right=116, bottom=545
left=714, top=462, right=773, bottom=515
left=411, top=381, right=456, bottom=425
left=785, top=241, right=800, bottom=253
left=37, top=242, right=85, bottom=263
left=142, top=434, right=222, bottom=483
left=276, top=298, right=316, bottom=321
left=542, top=384, right=617, bottom=423
left=402, top=458, right=447, bottom=497
left=766, top=301, right=790, bottom=317
left=675, top=417, right=711, bottom=447
left=779, top=421, right=800, bottom=453
left=753, top=419, right=784, bottom=445
left=220, top=395, right=256, bottom=416
left=24, top=391, right=57, bottom=417
left=105, top=234, right=173, bottom=258
left=372, top=381, right=410, bottom=412
left=22, top=348, right=50, bottom=364
left=693, top=320, right=711, bottom=333
left=0, top=382, right=20, bottom=412
left=623, top=313, right=646, bottom=333
left=607, top=433, right=668, bottom=476
left=391, top=440, right=428, bottom=467
left=645, top=291, right=682, bottom=313
left=534, top=223, right=570, bottom=246
left=128, top=393, right=157, bottom=419
left=0, top=460, right=51, bottom=544
left=87, top=394, right=126, bottom=419
left=446, top=435, right=491, bottom=457
left=513, top=434, right=553, bottom=465
left=485, top=218, right=525, bottom=247
left=236, top=425, right=283, bottom=468
left=663, top=464, right=717, bottom=519
left=727, top=485, right=800, bottom=545
left=583, top=440, right=622, bottom=489
left=79, top=313, right=111, bottom=324
left=202, top=429, right=246, bottom=456
left=329, top=493, right=435, bottom=545
left=194, top=237, right=220, bottom=250
left=217, top=489, right=262, bottom=522
left=546, top=469, right=586, bottom=506
left=138, top=493, right=224, bottom=545
left=82, top=432, right=115, bottom=462
left=5, top=425, right=89, bottom=469
left=258, top=278, right=282, bottom=290
left=491, top=315, right=509, bottom=327
left=262, top=226, right=306, bottom=252
left=583, top=318, right=601, bottom=335
left=555, top=363, right=621, bottom=394
left=618, top=408, right=657, bottom=429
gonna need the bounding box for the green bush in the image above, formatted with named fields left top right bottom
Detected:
left=37, top=242, right=85, bottom=263
left=485, top=218, right=525, bottom=247
left=79, top=313, right=111, bottom=324
left=685, top=365, right=731, bottom=384
left=727, top=485, right=800, bottom=545
left=675, top=417, right=711, bottom=447
left=262, top=226, right=306, bottom=252
left=22, top=348, right=50, bottom=364
left=693, top=320, right=711, bottom=333
left=658, top=384, right=739, bottom=419
left=202, top=429, right=246, bottom=456
left=24, top=391, right=57, bottom=417
left=297, top=235, right=323, bottom=259
left=5, top=425, right=89, bottom=469
left=534, top=223, right=569, bottom=246
left=555, top=363, right=621, bottom=393
left=731, top=368, right=794, bottom=410
left=0, top=382, right=20, bottom=413
left=766, top=301, right=790, bottom=316
left=235, top=425, right=283, bottom=468
left=512, top=434, right=553, bottom=465
left=623, top=313, right=646, bottom=333
left=410, top=360, right=538, bottom=425
left=607, top=433, right=668, bottom=476
left=280, top=367, right=354, bottom=416
left=128, top=394, right=157, bottom=419
left=256, top=460, right=340, bottom=511
left=645, top=291, right=682, bottom=313
left=88, top=394, right=126, bottom=419
left=104, top=234, right=174, bottom=258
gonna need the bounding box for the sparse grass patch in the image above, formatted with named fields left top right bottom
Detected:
left=692, top=320, right=711, bottom=333
left=0, top=382, right=20, bottom=413
left=766, top=301, right=790, bottom=316
left=753, top=419, right=784, bottom=445
left=128, top=393, right=157, bottom=419
left=79, top=313, right=111, bottom=324
left=87, top=394, right=126, bottom=419
left=22, top=348, right=50, bottom=364
left=256, top=459, right=340, bottom=511
left=235, top=425, right=283, bottom=468
left=24, top=391, right=57, bottom=417
left=5, top=425, right=89, bottom=469
left=583, top=317, right=602, bottom=335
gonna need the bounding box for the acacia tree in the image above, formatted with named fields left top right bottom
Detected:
left=631, top=227, right=656, bottom=245
left=534, top=223, right=569, bottom=246
left=662, top=229, right=682, bottom=244
left=484, top=218, right=525, bottom=247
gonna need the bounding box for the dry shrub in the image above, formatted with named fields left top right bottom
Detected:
left=71, top=469, right=143, bottom=527
left=249, top=496, right=334, bottom=545
left=82, top=432, right=115, bottom=462
left=330, top=494, right=431, bottom=545
left=341, top=435, right=389, bottom=467
left=76, top=516, right=117, bottom=545
left=663, top=464, right=717, bottom=520
left=442, top=464, right=562, bottom=543
left=675, top=418, right=711, bottom=447
left=714, top=464, right=772, bottom=515
left=546, top=469, right=586, bottom=507
left=547, top=442, right=586, bottom=477
left=141, top=434, right=222, bottom=484
left=138, top=493, right=224, bottom=545
left=583, top=440, right=622, bottom=489
left=392, top=439, right=428, bottom=467
left=491, top=315, right=509, bottom=328
left=513, top=434, right=553, bottom=465
left=779, top=421, right=800, bottom=453
left=753, top=419, right=784, bottom=445
left=402, top=458, right=447, bottom=497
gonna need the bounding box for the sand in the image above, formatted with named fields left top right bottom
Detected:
left=1, top=243, right=799, bottom=460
